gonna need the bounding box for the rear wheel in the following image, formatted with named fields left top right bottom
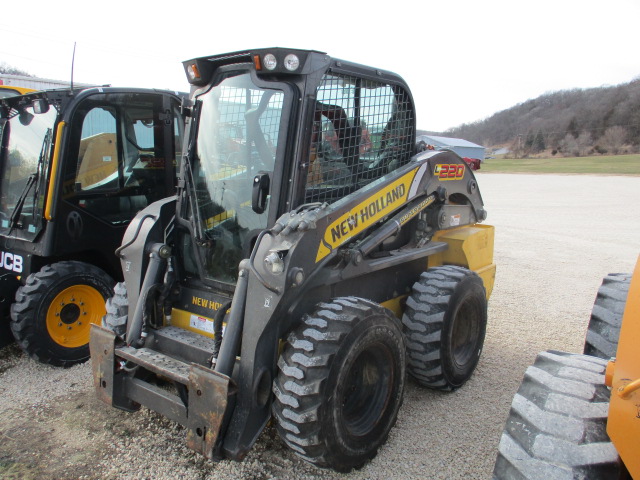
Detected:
left=402, top=265, right=487, bottom=390
left=583, top=273, right=630, bottom=360
left=493, top=351, right=621, bottom=479
left=272, top=297, right=406, bottom=472
left=10, top=261, right=114, bottom=367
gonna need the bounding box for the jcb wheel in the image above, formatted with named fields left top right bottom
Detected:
left=583, top=273, right=630, bottom=360
left=272, top=297, right=406, bottom=472
left=10, top=261, right=114, bottom=367
left=493, top=351, right=621, bottom=479
left=402, top=265, right=487, bottom=390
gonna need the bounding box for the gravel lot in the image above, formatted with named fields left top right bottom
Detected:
left=1, top=173, right=639, bottom=480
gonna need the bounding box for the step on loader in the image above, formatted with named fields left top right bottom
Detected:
left=0, top=88, right=183, bottom=365
left=91, top=48, right=496, bottom=471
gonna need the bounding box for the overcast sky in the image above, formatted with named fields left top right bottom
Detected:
left=2, top=0, right=638, bottom=132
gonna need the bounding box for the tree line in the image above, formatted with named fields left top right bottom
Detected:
left=0, top=62, right=34, bottom=77
left=440, top=78, right=640, bottom=157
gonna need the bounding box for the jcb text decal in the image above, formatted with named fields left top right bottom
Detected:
left=315, top=171, right=414, bottom=262
left=0, top=251, right=23, bottom=273
left=434, top=163, right=465, bottom=180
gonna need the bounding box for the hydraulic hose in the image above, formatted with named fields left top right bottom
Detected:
left=214, top=259, right=250, bottom=377
left=115, top=214, right=157, bottom=258
left=210, top=300, right=232, bottom=367
left=126, top=244, right=168, bottom=347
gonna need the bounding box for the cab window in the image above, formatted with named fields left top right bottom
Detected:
left=65, top=93, right=180, bottom=224
left=305, top=74, right=414, bottom=204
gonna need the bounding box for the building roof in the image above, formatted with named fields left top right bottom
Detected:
left=0, top=73, right=94, bottom=90
left=417, top=135, right=484, bottom=149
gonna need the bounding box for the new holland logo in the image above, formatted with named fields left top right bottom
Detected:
left=434, top=163, right=465, bottom=180
left=315, top=171, right=416, bottom=263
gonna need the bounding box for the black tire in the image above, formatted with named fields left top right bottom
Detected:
left=583, top=273, right=631, bottom=360
left=10, top=261, right=114, bottom=367
left=493, top=351, right=621, bottom=479
left=102, top=282, right=129, bottom=338
left=402, top=265, right=487, bottom=390
left=272, top=297, right=406, bottom=472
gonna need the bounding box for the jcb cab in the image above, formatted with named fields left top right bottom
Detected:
left=0, top=87, right=183, bottom=364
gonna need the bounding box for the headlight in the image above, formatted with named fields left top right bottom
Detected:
left=263, top=54, right=278, bottom=71
left=186, top=64, right=200, bottom=80
left=284, top=54, right=300, bottom=71
left=264, top=251, right=285, bottom=274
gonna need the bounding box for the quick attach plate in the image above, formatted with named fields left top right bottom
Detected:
left=186, top=364, right=232, bottom=459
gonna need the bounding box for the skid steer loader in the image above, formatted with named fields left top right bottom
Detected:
left=0, top=87, right=183, bottom=364
left=91, top=48, right=496, bottom=471
left=493, top=255, right=640, bottom=479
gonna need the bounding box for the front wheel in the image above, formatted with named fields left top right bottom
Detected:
left=10, top=261, right=114, bottom=367
left=272, top=297, right=406, bottom=472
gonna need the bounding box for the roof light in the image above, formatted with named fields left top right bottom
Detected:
left=253, top=55, right=262, bottom=70
left=187, top=64, right=201, bottom=81
left=284, top=54, right=300, bottom=71
left=263, top=54, right=277, bottom=71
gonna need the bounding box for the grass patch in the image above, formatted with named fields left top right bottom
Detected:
left=480, top=154, right=640, bottom=175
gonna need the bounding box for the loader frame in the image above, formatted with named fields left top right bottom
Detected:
left=91, top=48, right=496, bottom=466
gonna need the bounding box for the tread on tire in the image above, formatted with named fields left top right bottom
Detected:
left=10, top=261, right=114, bottom=367
left=272, top=297, right=406, bottom=472
left=493, top=351, right=621, bottom=480
left=402, top=265, right=487, bottom=390
left=583, top=273, right=631, bottom=360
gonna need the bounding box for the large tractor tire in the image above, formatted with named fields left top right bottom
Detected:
left=402, top=265, right=487, bottom=390
left=493, top=351, right=621, bottom=479
left=583, top=273, right=631, bottom=360
left=272, top=297, right=406, bottom=472
left=10, top=261, right=114, bottom=367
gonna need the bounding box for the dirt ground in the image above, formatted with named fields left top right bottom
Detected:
left=1, top=173, right=639, bottom=480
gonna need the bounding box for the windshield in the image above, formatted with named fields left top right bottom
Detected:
left=0, top=102, right=58, bottom=239
left=0, top=88, right=22, bottom=99
left=188, top=72, right=284, bottom=285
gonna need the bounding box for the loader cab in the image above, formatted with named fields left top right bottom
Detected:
left=0, top=88, right=184, bottom=268
left=0, top=88, right=184, bottom=364
left=178, top=48, right=416, bottom=291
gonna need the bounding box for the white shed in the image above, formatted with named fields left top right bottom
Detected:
left=417, top=135, right=485, bottom=161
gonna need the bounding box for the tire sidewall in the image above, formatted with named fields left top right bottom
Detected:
left=441, top=275, right=487, bottom=388
left=320, top=313, right=405, bottom=466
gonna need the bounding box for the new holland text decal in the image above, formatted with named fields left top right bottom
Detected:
left=434, top=163, right=465, bottom=180
left=315, top=169, right=422, bottom=263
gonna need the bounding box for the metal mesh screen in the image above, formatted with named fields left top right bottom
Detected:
left=306, top=73, right=414, bottom=204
